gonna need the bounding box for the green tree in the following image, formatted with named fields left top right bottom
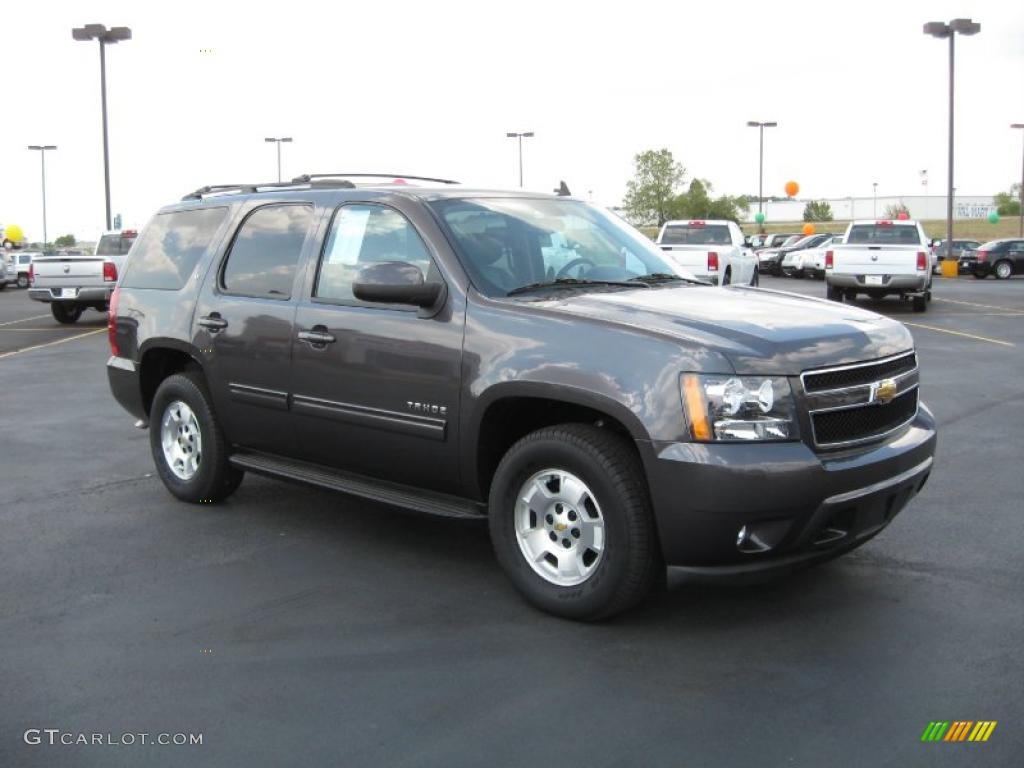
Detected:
left=802, top=200, right=834, bottom=222
left=994, top=183, right=1021, bottom=216
left=54, top=234, right=76, bottom=247
left=623, top=149, right=687, bottom=226
left=883, top=202, right=910, bottom=219
left=672, top=179, right=749, bottom=222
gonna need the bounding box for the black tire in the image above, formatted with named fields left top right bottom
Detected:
left=750, top=267, right=759, bottom=287
left=51, top=303, right=82, bottom=324
left=722, top=268, right=732, bottom=286
left=972, top=271, right=986, bottom=280
left=994, top=260, right=1012, bottom=280
left=826, top=283, right=844, bottom=302
left=488, top=424, right=661, bottom=621
left=149, top=372, right=244, bottom=503
left=794, top=269, right=805, bottom=279
left=17, top=274, right=29, bottom=289
left=912, top=295, right=927, bottom=312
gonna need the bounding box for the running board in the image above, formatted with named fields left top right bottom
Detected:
left=229, top=451, right=486, bottom=520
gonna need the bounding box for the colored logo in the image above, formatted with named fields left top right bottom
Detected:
left=921, top=721, right=996, bottom=742
left=872, top=378, right=898, bottom=404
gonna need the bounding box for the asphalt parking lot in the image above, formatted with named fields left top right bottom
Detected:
left=1, top=277, right=1021, bottom=767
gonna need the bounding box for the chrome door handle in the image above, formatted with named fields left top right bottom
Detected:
left=197, top=315, right=228, bottom=331
left=297, top=330, right=336, bottom=345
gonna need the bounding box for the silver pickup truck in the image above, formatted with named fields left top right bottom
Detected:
left=29, top=230, right=137, bottom=323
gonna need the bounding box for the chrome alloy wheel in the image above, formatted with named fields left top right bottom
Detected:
left=995, top=261, right=1012, bottom=279
left=515, top=469, right=605, bottom=587
left=160, top=400, right=202, bottom=481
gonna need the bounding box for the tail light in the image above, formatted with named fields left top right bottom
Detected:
left=103, top=261, right=118, bottom=282
left=977, top=250, right=988, bottom=262
left=825, top=250, right=834, bottom=269
left=707, top=252, right=719, bottom=272
left=916, top=251, right=927, bottom=271
left=29, top=263, right=35, bottom=285
left=108, top=287, right=120, bottom=357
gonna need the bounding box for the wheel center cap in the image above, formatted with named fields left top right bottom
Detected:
left=554, top=522, right=567, bottom=532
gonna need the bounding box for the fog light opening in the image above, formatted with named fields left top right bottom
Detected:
left=736, top=525, right=772, bottom=554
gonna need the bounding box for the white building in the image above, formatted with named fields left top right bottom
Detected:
left=745, top=195, right=996, bottom=223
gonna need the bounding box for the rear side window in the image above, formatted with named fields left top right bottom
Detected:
left=221, top=204, right=313, bottom=299
left=121, top=207, right=228, bottom=290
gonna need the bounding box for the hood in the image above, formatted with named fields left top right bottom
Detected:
left=528, top=285, right=913, bottom=375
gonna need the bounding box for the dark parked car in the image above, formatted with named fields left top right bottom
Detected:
left=931, top=239, right=980, bottom=274
left=962, top=239, right=1024, bottom=279
left=106, top=175, right=937, bottom=620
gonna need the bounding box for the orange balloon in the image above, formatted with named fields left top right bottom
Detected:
left=785, top=180, right=799, bottom=197
left=896, top=211, right=909, bottom=220
left=802, top=223, right=815, bottom=236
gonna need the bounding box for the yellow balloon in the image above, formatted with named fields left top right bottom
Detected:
left=3, top=224, right=24, bottom=243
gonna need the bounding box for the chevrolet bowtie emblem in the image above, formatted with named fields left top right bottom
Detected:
left=874, top=378, right=898, bottom=404
left=554, top=523, right=567, bottom=532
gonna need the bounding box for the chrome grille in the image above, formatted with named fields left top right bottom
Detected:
left=801, top=351, right=920, bottom=448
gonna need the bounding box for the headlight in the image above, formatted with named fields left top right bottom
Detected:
left=681, top=374, right=798, bottom=441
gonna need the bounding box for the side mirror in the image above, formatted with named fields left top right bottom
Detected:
left=352, top=261, right=443, bottom=308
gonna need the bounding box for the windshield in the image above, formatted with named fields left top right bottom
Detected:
left=431, top=198, right=683, bottom=297
left=96, top=233, right=137, bottom=256
left=660, top=224, right=732, bottom=245
left=847, top=224, right=923, bottom=245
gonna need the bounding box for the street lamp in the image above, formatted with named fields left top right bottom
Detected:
left=72, top=23, right=131, bottom=232
left=27, top=145, right=57, bottom=248
left=873, top=182, right=878, bottom=218
left=505, top=132, right=534, bottom=187
left=264, top=137, right=293, bottom=182
left=923, top=17, right=980, bottom=255
left=746, top=121, right=777, bottom=221
left=1012, top=124, right=1024, bottom=236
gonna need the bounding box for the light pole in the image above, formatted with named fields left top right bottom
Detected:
left=924, top=18, right=980, bottom=255
left=505, top=132, right=534, bottom=187
left=746, top=121, right=777, bottom=222
left=873, top=182, right=878, bottom=218
left=1012, top=124, right=1024, bottom=236
left=264, top=137, right=292, bottom=182
left=27, top=145, right=57, bottom=248
left=72, top=24, right=131, bottom=232
left=920, top=169, right=928, bottom=219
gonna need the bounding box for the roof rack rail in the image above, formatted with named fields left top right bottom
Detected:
left=290, top=173, right=460, bottom=185
left=181, top=178, right=356, bottom=201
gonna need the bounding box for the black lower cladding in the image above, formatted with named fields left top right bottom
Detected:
left=813, top=388, right=918, bottom=445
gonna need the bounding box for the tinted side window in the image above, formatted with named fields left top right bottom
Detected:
left=222, top=204, right=312, bottom=299
left=121, top=207, right=228, bottom=290
left=315, top=204, right=432, bottom=303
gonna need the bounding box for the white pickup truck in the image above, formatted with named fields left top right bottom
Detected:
left=655, top=219, right=758, bottom=286
left=825, top=219, right=933, bottom=312
left=29, top=229, right=138, bottom=324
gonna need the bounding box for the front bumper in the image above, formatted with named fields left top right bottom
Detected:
left=825, top=273, right=928, bottom=292
left=639, top=405, right=937, bottom=569
left=28, top=286, right=113, bottom=303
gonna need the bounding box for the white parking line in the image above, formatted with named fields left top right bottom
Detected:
left=0, top=329, right=105, bottom=360
left=0, top=313, right=51, bottom=327
left=934, top=297, right=1024, bottom=313
left=902, top=321, right=1015, bottom=347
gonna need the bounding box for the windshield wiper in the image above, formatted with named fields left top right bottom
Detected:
left=628, top=272, right=706, bottom=285
left=506, top=277, right=649, bottom=297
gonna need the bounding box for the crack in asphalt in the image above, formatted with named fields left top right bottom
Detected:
left=5, top=473, right=156, bottom=508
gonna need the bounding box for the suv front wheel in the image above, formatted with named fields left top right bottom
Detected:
left=488, top=424, right=661, bottom=620
left=150, top=372, right=243, bottom=503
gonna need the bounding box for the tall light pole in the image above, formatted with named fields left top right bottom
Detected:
left=924, top=18, right=980, bottom=255
left=505, top=132, right=534, bottom=187
left=264, top=137, right=292, bottom=182
left=873, top=182, right=878, bottom=218
left=27, top=145, right=57, bottom=248
left=72, top=24, right=131, bottom=232
left=920, top=169, right=928, bottom=219
left=1012, top=124, right=1024, bottom=236
left=746, top=121, right=777, bottom=221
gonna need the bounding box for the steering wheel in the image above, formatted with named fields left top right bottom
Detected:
left=556, top=258, right=596, bottom=279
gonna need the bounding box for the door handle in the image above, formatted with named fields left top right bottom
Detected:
left=297, top=329, right=336, bottom=345
left=197, top=314, right=228, bottom=332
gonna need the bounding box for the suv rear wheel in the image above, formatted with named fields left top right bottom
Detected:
left=150, top=372, right=243, bottom=503
left=488, top=424, right=660, bottom=620
left=994, top=260, right=1012, bottom=280
left=51, top=303, right=83, bottom=324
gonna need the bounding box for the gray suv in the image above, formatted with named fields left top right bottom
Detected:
left=107, top=175, right=937, bottom=620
